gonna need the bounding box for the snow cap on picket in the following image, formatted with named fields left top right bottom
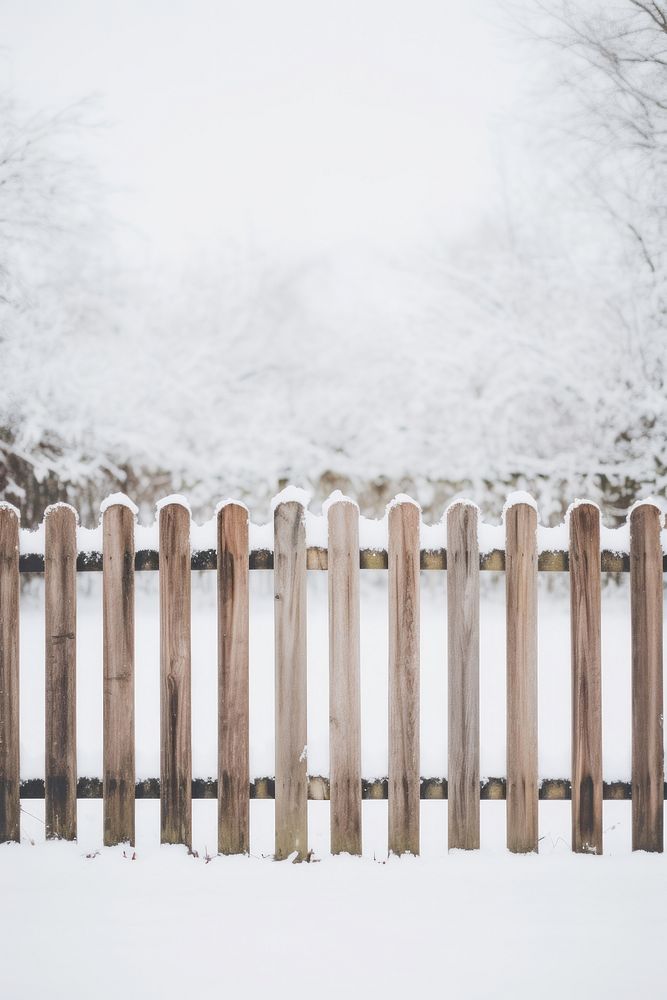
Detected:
left=0, top=501, right=20, bottom=521
left=386, top=493, right=421, bottom=513
left=100, top=493, right=138, bottom=517
left=322, top=489, right=359, bottom=517
left=44, top=501, right=79, bottom=524
left=565, top=498, right=600, bottom=522
left=156, top=494, right=191, bottom=513
left=271, top=485, right=311, bottom=512
left=445, top=497, right=480, bottom=518
left=502, top=491, right=538, bottom=520
left=215, top=498, right=249, bottom=516
left=626, top=496, right=666, bottom=525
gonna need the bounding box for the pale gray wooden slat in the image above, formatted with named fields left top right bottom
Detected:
left=45, top=504, right=77, bottom=841
left=218, top=502, right=250, bottom=855
left=0, top=505, right=20, bottom=842
left=159, top=502, right=192, bottom=847
left=274, top=501, right=308, bottom=860
left=447, top=502, right=480, bottom=850
left=388, top=499, right=420, bottom=856
left=103, top=502, right=136, bottom=846
left=570, top=502, right=603, bottom=855
left=328, top=499, right=362, bottom=856
left=630, top=503, right=664, bottom=852
left=505, top=502, right=538, bottom=853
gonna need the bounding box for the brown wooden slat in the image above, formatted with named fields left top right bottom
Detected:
left=159, top=502, right=192, bottom=847
left=328, top=500, right=362, bottom=855
left=570, top=502, right=603, bottom=855
left=505, top=502, right=538, bottom=853
left=447, top=502, right=480, bottom=850
left=630, top=504, right=664, bottom=852
left=102, top=503, right=135, bottom=846
left=218, top=503, right=250, bottom=855
left=45, top=504, right=77, bottom=840
left=388, top=500, right=420, bottom=855
left=274, top=501, right=308, bottom=860
left=0, top=505, right=20, bottom=842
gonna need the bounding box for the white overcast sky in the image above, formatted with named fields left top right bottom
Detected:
left=0, top=1, right=530, bottom=265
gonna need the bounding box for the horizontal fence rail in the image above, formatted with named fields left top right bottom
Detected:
left=0, top=492, right=665, bottom=858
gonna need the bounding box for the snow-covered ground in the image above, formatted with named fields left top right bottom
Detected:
left=8, top=571, right=665, bottom=999
left=17, top=572, right=655, bottom=782
left=3, top=799, right=666, bottom=1000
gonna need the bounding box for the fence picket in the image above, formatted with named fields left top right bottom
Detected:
left=569, top=502, right=602, bottom=855
left=0, top=505, right=19, bottom=843
left=274, top=500, right=308, bottom=860
left=159, top=501, right=192, bottom=847
left=388, top=499, right=420, bottom=856
left=45, top=504, right=77, bottom=841
left=218, top=502, right=250, bottom=855
left=447, top=502, right=480, bottom=850
left=103, top=502, right=136, bottom=846
left=328, top=499, right=362, bottom=856
left=505, top=501, right=538, bottom=853
left=630, top=503, right=664, bottom=853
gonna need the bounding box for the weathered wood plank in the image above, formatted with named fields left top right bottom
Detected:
left=570, top=502, right=603, bottom=855
left=505, top=502, right=538, bottom=853
left=45, top=504, right=77, bottom=840
left=103, top=502, right=135, bottom=846
left=630, top=503, right=664, bottom=852
left=0, top=505, right=20, bottom=842
left=388, top=499, right=420, bottom=855
left=328, top=499, right=362, bottom=856
left=274, top=500, right=308, bottom=860
left=447, top=502, right=480, bottom=850
left=159, top=501, right=192, bottom=847
left=218, top=502, right=250, bottom=855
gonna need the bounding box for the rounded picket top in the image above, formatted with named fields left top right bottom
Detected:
left=100, top=493, right=139, bottom=518
left=502, top=491, right=538, bottom=520
left=0, top=500, right=20, bottom=524
left=322, top=489, right=359, bottom=517
left=44, top=501, right=79, bottom=525
left=628, top=498, right=665, bottom=534
left=271, top=486, right=311, bottom=513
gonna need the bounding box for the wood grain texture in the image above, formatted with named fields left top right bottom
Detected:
left=159, top=502, right=192, bottom=847
left=218, top=503, right=250, bottom=855
left=630, top=504, right=664, bottom=852
left=45, top=504, right=77, bottom=840
left=388, top=500, right=420, bottom=856
left=0, top=506, right=19, bottom=842
left=569, top=503, right=602, bottom=855
left=447, top=503, right=480, bottom=850
left=103, top=503, right=135, bottom=846
left=274, top=501, right=308, bottom=860
left=505, top=503, right=538, bottom=853
left=328, top=500, right=362, bottom=856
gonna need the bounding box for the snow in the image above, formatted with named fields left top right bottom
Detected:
left=0, top=500, right=20, bottom=519
left=1, top=799, right=666, bottom=1000
left=270, top=485, right=312, bottom=511
left=44, top=501, right=79, bottom=522
left=386, top=493, right=421, bottom=511
left=99, top=493, right=139, bottom=516
left=502, top=490, right=538, bottom=516
left=155, top=493, right=191, bottom=513
left=321, top=489, right=358, bottom=516
left=77, top=525, right=102, bottom=554
left=17, top=492, right=667, bottom=556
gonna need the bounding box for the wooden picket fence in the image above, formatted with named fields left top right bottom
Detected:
left=0, top=495, right=664, bottom=857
